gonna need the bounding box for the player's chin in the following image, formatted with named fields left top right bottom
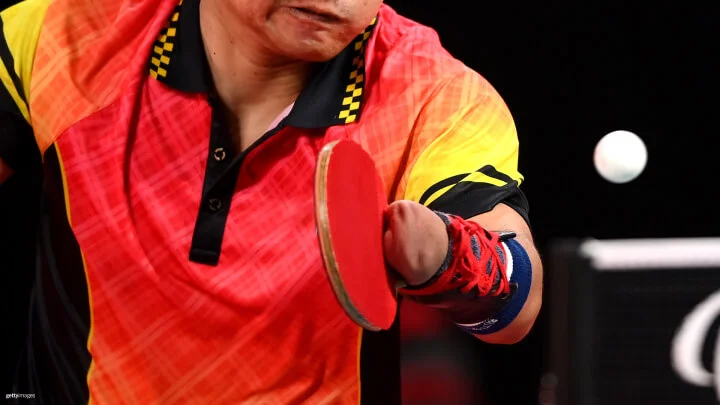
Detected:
left=277, top=38, right=349, bottom=62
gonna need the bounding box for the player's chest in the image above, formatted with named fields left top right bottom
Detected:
left=53, top=86, right=407, bottom=269
left=51, top=105, right=343, bottom=312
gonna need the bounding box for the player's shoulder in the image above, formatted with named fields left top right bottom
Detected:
left=6, top=0, right=173, bottom=73
left=371, top=5, right=492, bottom=97
left=0, top=0, right=50, bottom=22
left=38, top=0, right=171, bottom=45
left=9, top=0, right=175, bottom=152
left=1, top=0, right=172, bottom=94
left=1, top=0, right=167, bottom=33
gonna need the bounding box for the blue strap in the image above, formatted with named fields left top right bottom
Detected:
left=456, top=238, right=532, bottom=335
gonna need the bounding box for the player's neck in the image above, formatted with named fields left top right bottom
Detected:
left=199, top=0, right=315, bottom=118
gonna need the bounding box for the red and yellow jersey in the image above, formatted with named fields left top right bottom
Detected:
left=0, top=0, right=528, bottom=403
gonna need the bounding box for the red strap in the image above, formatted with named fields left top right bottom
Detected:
left=399, top=213, right=510, bottom=298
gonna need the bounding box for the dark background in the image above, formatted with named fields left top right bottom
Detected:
left=2, top=0, right=717, bottom=404
left=387, top=2, right=717, bottom=404
left=386, top=1, right=717, bottom=243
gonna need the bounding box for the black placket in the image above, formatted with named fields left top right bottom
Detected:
left=189, top=95, right=287, bottom=266
left=188, top=95, right=240, bottom=265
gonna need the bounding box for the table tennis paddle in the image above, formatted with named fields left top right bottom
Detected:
left=314, top=139, right=401, bottom=331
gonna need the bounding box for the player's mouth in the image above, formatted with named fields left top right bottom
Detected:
left=287, top=6, right=343, bottom=23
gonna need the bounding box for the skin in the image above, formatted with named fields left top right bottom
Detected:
left=0, top=0, right=542, bottom=343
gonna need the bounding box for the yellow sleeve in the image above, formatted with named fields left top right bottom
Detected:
left=0, top=0, right=51, bottom=121
left=401, top=70, right=529, bottom=223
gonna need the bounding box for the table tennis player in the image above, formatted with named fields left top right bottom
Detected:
left=0, top=0, right=543, bottom=403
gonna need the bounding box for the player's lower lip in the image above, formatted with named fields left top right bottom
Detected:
left=287, top=7, right=341, bottom=24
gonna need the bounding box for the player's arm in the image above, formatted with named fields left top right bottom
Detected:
left=0, top=0, right=48, bottom=185
left=393, top=70, right=542, bottom=344
left=463, top=204, right=542, bottom=344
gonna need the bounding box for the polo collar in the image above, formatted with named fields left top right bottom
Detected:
left=148, top=0, right=378, bottom=128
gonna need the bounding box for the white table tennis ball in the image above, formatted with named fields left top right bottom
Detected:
left=593, top=130, right=648, bottom=184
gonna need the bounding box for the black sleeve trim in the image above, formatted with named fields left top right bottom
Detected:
left=426, top=180, right=531, bottom=226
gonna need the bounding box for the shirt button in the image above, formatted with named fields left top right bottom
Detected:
left=213, top=147, right=226, bottom=162
left=207, top=198, right=223, bottom=212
